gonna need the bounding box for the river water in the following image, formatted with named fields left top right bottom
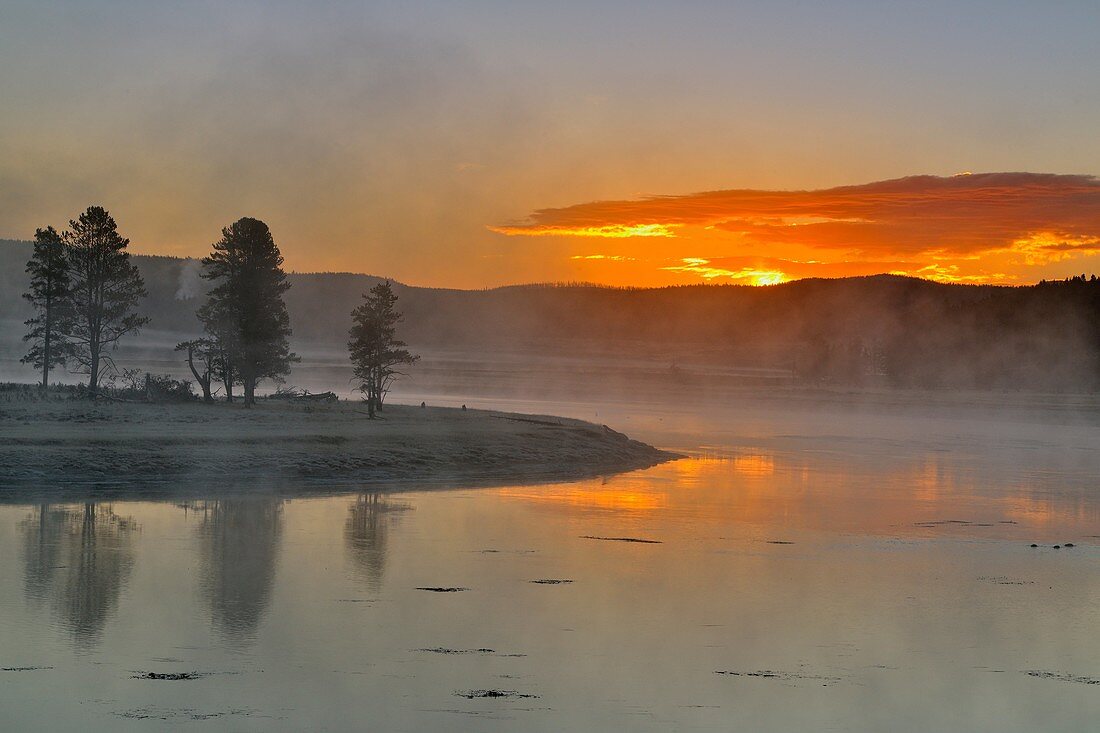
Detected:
left=2, top=395, right=1099, bottom=731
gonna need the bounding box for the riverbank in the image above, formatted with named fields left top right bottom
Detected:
left=0, top=396, right=676, bottom=501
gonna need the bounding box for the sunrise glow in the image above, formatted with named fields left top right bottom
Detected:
left=663, top=258, right=790, bottom=286
left=489, top=223, right=681, bottom=239
left=4, top=5, right=1100, bottom=731
left=491, top=173, right=1100, bottom=287
left=2, top=4, right=1098, bottom=292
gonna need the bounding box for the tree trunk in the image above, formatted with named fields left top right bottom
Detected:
left=41, top=302, right=51, bottom=391
left=244, top=379, right=255, bottom=406
left=184, top=347, right=214, bottom=403
left=88, top=348, right=100, bottom=396
left=371, top=367, right=381, bottom=418
left=224, top=359, right=234, bottom=403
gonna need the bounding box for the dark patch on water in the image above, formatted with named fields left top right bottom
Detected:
left=581, top=535, right=661, bottom=544
left=474, top=549, right=536, bottom=555
left=914, top=520, right=995, bottom=527
left=455, top=689, right=539, bottom=699
left=475, top=548, right=539, bottom=554
left=978, top=576, right=1034, bottom=585
left=715, top=669, right=842, bottom=686
left=416, top=586, right=469, bottom=592
left=530, top=579, right=573, bottom=584
left=114, top=706, right=260, bottom=721
left=418, top=648, right=496, bottom=655
left=2, top=666, right=53, bottom=672
left=766, top=540, right=795, bottom=545
left=1025, top=670, right=1100, bottom=685
left=132, top=671, right=202, bottom=681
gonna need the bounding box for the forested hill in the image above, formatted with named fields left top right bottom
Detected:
left=2, top=239, right=1099, bottom=390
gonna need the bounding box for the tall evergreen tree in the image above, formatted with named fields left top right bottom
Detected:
left=348, top=281, right=418, bottom=418
left=21, top=226, right=73, bottom=389
left=199, top=217, right=296, bottom=405
left=64, top=207, right=148, bottom=394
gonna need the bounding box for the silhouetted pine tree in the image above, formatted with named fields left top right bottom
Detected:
left=199, top=218, right=296, bottom=405
left=22, top=226, right=73, bottom=390
left=64, top=207, right=148, bottom=395
left=348, top=281, right=418, bottom=418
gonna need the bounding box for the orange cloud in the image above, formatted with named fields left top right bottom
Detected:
left=491, top=173, right=1100, bottom=285
left=490, top=223, right=680, bottom=238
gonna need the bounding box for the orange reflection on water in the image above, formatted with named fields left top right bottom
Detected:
left=495, top=483, right=668, bottom=513
left=999, top=494, right=1089, bottom=529
left=731, top=453, right=776, bottom=477
left=495, top=449, right=1098, bottom=542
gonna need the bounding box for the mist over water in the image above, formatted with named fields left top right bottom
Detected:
left=3, top=239, right=1100, bottom=730
left=3, top=1, right=1099, bottom=727
left=2, top=391, right=1099, bottom=731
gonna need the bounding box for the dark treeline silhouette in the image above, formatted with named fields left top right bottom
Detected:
left=8, top=211, right=298, bottom=403
left=3, top=239, right=1099, bottom=392
left=193, top=217, right=297, bottom=404
left=65, top=208, right=149, bottom=393
left=16, top=209, right=148, bottom=395
left=348, top=281, right=418, bottom=417
left=20, top=227, right=72, bottom=388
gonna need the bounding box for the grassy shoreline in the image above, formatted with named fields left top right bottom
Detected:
left=0, top=395, right=676, bottom=502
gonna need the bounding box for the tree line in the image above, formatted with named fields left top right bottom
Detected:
left=22, top=206, right=416, bottom=410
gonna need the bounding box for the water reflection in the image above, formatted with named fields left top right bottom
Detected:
left=196, top=498, right=284, bottom=646
left=20, top=503, right=138, bottom=649
left=21, top=504, right=66, bottom=603
left=494, top=450, right=1100, bottom=540
left=344, top=493, right=408, bottom=592
left=2, top=438, right=1100, bottom=732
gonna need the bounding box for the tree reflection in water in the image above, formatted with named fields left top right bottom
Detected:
left=196, top=498, right=284, bottom=647
left=20, top=503, right=138, bottom=649
left=344, top=493, right=409, bottom=593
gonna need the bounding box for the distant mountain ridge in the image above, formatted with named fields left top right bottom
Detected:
left=2, top=239, right=1098, bottom=391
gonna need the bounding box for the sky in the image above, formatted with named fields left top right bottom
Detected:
left=2, top=0, right=1099, bottom=288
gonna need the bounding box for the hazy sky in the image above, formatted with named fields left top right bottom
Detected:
left=2, top=1, right=1099, bottom=287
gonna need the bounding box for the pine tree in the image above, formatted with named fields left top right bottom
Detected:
left=21, top=226, right=73, bottom=389
left=64, top=206, right=148, bottom=394
left=199, top=218, right=296, bottom=405
left=348, top=281, right=418, bottom=418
